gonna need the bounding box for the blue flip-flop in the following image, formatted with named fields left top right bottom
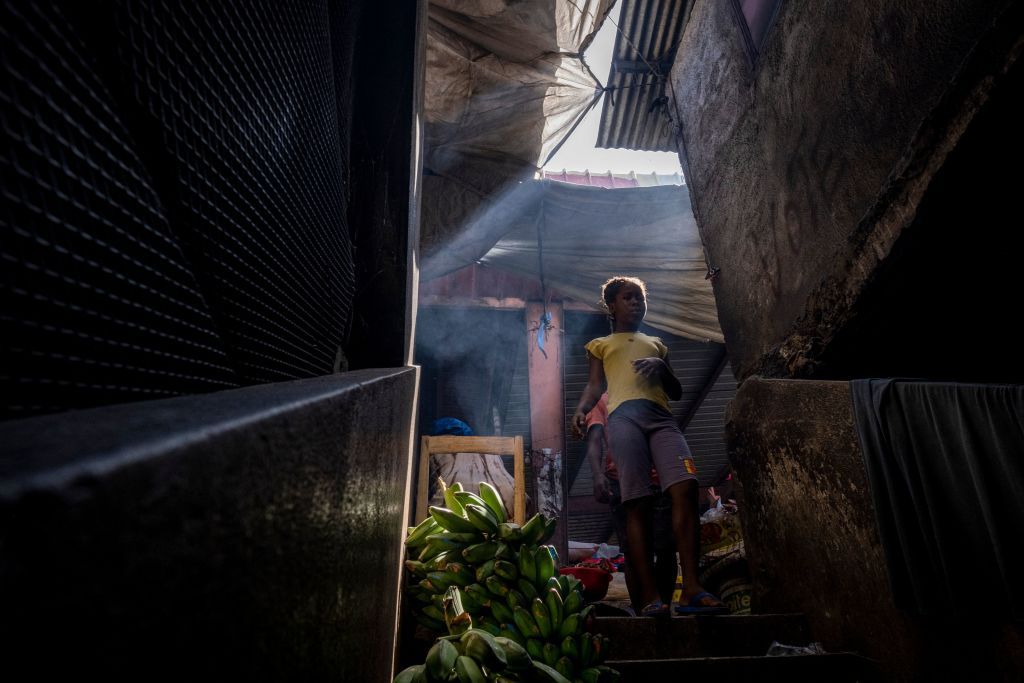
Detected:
left=675, top=591, right=729, bottom=615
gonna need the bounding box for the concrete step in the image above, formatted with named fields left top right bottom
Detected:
left=607, top=653, right=880, bottom=682
left=593, top=613, right=811, bottom=659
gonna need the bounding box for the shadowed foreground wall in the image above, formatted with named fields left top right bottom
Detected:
left=728, top=377, right=1024, bottom=682
left=0, top=368, right=417, bottom=682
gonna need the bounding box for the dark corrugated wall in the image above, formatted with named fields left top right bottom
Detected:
left=2, top=0, right=359, bottom=418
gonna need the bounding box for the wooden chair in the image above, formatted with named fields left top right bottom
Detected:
left=416, top=435, right=526, bottom=525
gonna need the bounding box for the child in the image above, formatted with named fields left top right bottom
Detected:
left=572, top=276, right=727, bottom=616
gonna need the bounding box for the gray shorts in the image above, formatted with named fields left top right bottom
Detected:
left=608, top=399, right=698, bottom=503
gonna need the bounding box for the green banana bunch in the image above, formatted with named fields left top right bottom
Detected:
left=484, top=574, right=511, bottom=599
left=392, top=664, right=426, bottom=683
left=475, top=615, right=501, bottom=637
left=516, top=578, right=538, bottom=601
left=542, top=642, right=560, bottom=667
left=506, top=589, right=527, bottom=610
left=490, top=598, right=514, bottom=625
left=474, top=559, right=496, bottom=583
left=560, top=635, right=578, bottom=661
left=494, top=560, right=518, bottom=582
left=453, top=490, right=489, bottom=511
left=498, top=623, right=524, bottom=646
left=443, top=483, right=466, bottom=517
left=531, top=661, right=572, bottom=683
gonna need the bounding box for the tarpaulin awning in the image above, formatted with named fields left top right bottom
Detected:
left=421, top=1, right=613, bottom=252
left=421, top=179, right=723, bottom=343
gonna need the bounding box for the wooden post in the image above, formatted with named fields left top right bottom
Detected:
left=525, top=301, right=568, bottom=564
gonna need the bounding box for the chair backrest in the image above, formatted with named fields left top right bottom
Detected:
left=416, top=435, right=526, bottom=525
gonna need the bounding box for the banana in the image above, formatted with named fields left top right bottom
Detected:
left=557, top=575, right=571, bottom=597
left=465, top=583, right=492, bottom=608
left=544, top=577, right=562, bottom=596
left=497, top=623, right=524, bottom=647
left=560, top=635, right=579, bottom=661
left=531, top=597, right=552, bottom=639
left=542, top=642, right=560, bottom=666
left=579, top=605, right=595, bottom=632
left=494, top=635, right=531, bottom=671
left=563, top=587, right=583, bottom=614
left=416, top=612, right=445, bottom=632
left=526, top=638, right=545, bottom=662
left=393, top=664, right=426, bottom=683
left=535, top=547, right=556, bottom=587
left=558, top=613, right=580, bottom=639
left=517, top=578, right=539, bottom=602
left=405, top=516, right=440, bottom=547
left=590, top=635, right=604, bottom=665
left=579, top=632, right=594, bottom=667
left=460, top=629, right=508, bottom=670
left=545, top=588, right=564, bottom=633
left=418, top=577, right=441, bottom=594
left=475, top=559, right=496, bottom=583
left=464, top=504, right=499, bottom=534
left=446, top=562, right=475, bottom=587
left=494, top=560, right=518, bottom=582
left=490, top=598, right=514, bottom=625
left=580, top=667, right=601, bottom=683
left=427, top=571, right=455, bottom=591
left=495, top=542, right=516, bottom=561
left=444, top=484, right=466, bottom=517
left=404, top=560, right=429, bottom=577
left=426, top=639, right=459, bottom=681
left=458, top=587, right=485, bottom=615
left=519, top=513, right=546, bottom=545
left=496, top=522, right=522, bottom=543
left=430, top=505, right=478, bottom=533
left=450, top=482, right=463, bottom=493
left=531, top=661, right=572, bottom=683
left=454, top=490, right=490, bottom=510
left=475, top=615, right=501, bottom=637
left=506, top=588, right=527, bottom=610
left=423, top=605, right=445, bottom=622
left=462, top=541, right=501, bottom=564
left=541, top=516, right=558, bottom=544
left=513, top=605, right=541, bottom=639
left=485, top=574, right=511, bottom=599
left=555, top=656, right=575, bottom=680
left=478, top=481, right=508, bottom=523
left=454, top=655, right=486, bottom=683
left=418, top=540, right=446, bottom=563
left=595, top=664, right=620, bottom=682
left=434, top=531, right=483, bottom=544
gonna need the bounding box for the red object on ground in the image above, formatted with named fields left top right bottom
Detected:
left=560, top=566, right=613, bottom=601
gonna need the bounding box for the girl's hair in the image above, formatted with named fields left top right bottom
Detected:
left=600, top=276, right=647, bottom=312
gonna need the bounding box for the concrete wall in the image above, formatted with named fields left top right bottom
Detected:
left=0, top=368, right=417, bottom=682
left=728, top=378, right=1024, bottom=681
left=669, top=0, right=1021, bottom=380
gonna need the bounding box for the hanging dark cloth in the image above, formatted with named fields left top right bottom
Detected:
left=850, top=379, right=1024, bottom=619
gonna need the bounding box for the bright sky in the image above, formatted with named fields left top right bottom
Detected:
left=542, top=5, right=683, bottom=176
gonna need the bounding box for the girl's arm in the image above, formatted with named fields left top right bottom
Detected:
left=572, top=355, right=606, bottom=438
left=633, top=354, right=683, bottom=401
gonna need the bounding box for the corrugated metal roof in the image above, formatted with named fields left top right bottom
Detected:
left=595, top=0, right=689, bottom=152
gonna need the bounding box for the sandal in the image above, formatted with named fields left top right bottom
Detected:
left=639, top=599, right=670, bottom=617
left=675, top=591, right=729, bottom=615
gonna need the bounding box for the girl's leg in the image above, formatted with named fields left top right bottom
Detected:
left=666, top=479, right=704, bottom=601
left=623, top=495, right=658, bottom=608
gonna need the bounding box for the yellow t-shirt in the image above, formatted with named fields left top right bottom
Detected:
left=585, top=332, right=670, bottom=414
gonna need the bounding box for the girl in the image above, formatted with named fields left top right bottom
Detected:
left=572, top=276, right=727, bottom=616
